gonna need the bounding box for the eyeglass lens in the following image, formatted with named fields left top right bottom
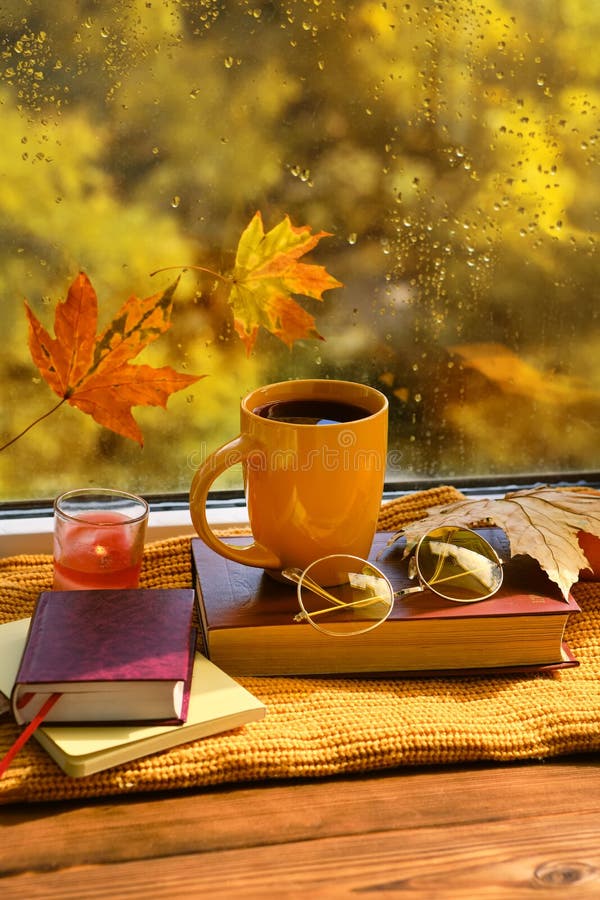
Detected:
left=415, top=526, right=503, bottom=602
left=295, top=554, right=395, bottom=636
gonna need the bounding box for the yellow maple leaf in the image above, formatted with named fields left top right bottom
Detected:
left=229, top=212, right=343, bottom=353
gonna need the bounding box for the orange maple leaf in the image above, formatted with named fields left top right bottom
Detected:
left=24, top=272, right=204, bottom=446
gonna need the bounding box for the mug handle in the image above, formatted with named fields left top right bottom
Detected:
left=189, top=433, right=282, bottom=570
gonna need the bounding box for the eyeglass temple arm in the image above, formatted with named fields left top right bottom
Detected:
left=281, top=568, right=347, bottom=608
left=293, top=593, right=392, bottom=621
left=396, top=564, right=498, bottom=596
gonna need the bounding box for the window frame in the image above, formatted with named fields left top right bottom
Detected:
left=2, top=474, right=598, bottom=557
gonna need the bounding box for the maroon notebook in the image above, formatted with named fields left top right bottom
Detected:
left=11, top=589, right=196, bottom=726
left=191, top=531, right=580, bottom=677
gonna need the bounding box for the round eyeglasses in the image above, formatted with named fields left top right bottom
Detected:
left=281, top=526, right=504, bottom=636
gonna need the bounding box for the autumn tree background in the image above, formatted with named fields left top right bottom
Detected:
left=0, top=0, right=598, bottom=502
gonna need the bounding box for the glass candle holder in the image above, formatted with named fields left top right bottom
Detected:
left=53, top=489, right=149, bottom=591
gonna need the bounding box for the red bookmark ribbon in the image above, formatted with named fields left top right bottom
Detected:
left=0, top=693, right=62, bottom=778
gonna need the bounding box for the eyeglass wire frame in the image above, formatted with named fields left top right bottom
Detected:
left=281, top=526, right=505, bottom=636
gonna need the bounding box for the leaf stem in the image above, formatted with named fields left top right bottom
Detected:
left=150, top=264, right=230, bottom=283
left=0, top=399, right=67, bottom=452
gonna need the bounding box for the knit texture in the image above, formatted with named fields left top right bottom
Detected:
left=1, top=485, right=598, bottom=805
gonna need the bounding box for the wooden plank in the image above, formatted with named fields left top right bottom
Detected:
left=1, top=808, right=599, bottom=899
left=1, top=759, right=599, bottom=876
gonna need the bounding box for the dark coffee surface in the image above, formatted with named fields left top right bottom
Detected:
left=253, top=398, right=371, bottom=425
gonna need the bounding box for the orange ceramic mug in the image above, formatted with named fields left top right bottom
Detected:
left=189, top=379, right=388, bottom=578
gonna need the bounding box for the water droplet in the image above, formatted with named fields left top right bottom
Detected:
left=224, top=56, right=234, bottom=69
left=348, top=233, right=358, bottom=245
left=171, top=195, right=181, bottom=208
left=190, top=87, right=201, bottom=98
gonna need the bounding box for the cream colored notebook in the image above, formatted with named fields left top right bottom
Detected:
left=0, top=618, right=266, bottom=777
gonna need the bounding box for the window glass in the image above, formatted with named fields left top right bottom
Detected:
left=1, top=0, right=598, bottom=502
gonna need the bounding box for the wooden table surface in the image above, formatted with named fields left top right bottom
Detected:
left=1, top=756, right=599, bottom=898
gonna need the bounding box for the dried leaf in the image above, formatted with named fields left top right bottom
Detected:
left=228, top=211, right=342, bottom=353
left=26, top=272, right=204, bottom=445
left=386, top=487, right=600, bottom=599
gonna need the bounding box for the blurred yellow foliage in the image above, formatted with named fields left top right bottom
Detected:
left=0, top=0, right=598, bottom=499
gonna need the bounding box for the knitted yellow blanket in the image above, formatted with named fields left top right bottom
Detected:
left=1, top=486, right=598, bottom=805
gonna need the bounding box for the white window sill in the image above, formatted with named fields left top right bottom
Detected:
left=0, top=483, right=545, bottom=558
left=0, top=506, right=250, bottom=557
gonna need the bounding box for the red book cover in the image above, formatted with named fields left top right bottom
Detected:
left=11, top=589, right=196, bottom=726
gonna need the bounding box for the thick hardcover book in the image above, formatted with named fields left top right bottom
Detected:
left=191, top=531, right=581, bottom=677
left=0, top=618, right=266, bottom=777
left=11, top=589, right=197, bottom=725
